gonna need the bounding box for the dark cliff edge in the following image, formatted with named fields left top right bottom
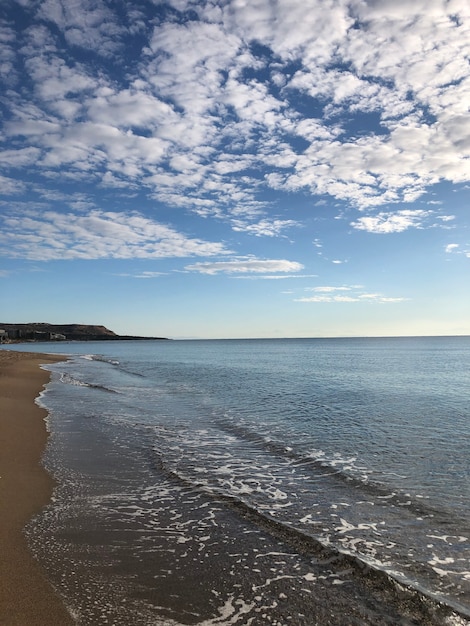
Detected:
left=0, top=323, right=168, bottom=342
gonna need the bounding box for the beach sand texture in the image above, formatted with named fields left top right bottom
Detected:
left=0, top=350, right=73, bottom=625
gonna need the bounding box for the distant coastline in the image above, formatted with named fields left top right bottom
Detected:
left=0, top=323, right=168, bottom=343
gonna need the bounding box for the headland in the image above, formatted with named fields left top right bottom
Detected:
left=0, top=322, right=168, bottom=343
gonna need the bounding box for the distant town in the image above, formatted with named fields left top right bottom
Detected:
left=0, top=323, right=167, bottom=343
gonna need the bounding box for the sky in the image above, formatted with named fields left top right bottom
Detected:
left=0, top=0, right=469, bottom=339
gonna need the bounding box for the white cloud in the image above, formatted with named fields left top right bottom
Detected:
left=0, top=174, right=26, bottom=195
left=445, top=242, right=470, bottom=258
left=235, top=274, right=317, bottom=280
left=295, top=284, right=407, bottom=303
left=310, top=286, right=351, bottom=293
left=296, top=294, right=406, bottom=303
left=115, top=271, right=167, bottom=279
left=224, top=0, right=352, bottom=64
left=437, top=215, right=455, bottom=223
left=351, top=210, right=433, bottom=233
left=1, top=0, right=469, bottom=227
left=38, top=0, right=124, bottom=56
left=0, top=147, right=42, bottom=168
left=185, top=259, right=304, bottom=275
left=146, top=20, right=242, bottom=116
left=231, top=218, right=299, bottom=237
left=24, top=54, right=97, bottom=104
left=86, top=86, right=176, bottom=129
left=0, top=210, right=230, bottom=261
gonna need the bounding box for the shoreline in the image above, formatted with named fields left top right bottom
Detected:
left=0, top=350, right=73, bottom=625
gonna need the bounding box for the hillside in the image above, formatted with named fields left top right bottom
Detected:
left=0, top=323, right=167, bottom=342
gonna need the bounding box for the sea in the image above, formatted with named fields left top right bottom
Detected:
left=4, top=337, right=470, bottom=625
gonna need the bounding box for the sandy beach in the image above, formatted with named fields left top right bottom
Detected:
left=0, top=350, right=73, bottom=625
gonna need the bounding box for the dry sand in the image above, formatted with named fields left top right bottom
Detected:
left=0, top=350, right=74, bottom=625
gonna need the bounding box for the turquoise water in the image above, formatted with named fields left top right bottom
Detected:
left=5, top=337, right=470, bottom=624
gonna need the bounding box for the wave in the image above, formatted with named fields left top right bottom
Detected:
left=149, top=449, right=470, bottom=624
left=209, top=415, right=461, bottom=524
left=59, top=372, right=118, bottom=393
left=85, top=353, right=151, bottom=380
left=81, top=354, right=120, bottom=366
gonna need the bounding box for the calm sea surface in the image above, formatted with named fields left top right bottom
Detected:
left=5, top=337, right=470, bottom=625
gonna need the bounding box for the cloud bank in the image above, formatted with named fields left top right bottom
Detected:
left=0, top=0, right=467, bottom=252
left=0, top=210, right=230, bottom=261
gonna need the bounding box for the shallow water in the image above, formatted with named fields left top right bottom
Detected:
left=8, top=337, right=470, bottom=624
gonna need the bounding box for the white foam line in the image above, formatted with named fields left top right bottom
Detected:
left=427, top=534, right=469, bottom=544
left=252, top=575, right=298, bottom=591
left=254, top=551, right=293, bottom=559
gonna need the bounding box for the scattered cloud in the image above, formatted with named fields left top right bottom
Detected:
left=185, top=259, right=304, bottom=275
left=234, top=274, right=318, bottom=280
left=115, top=271, right=167, bottom=279
left=37, top=0, right=125, bottom=57
left=351, top=210, right=434, bottom=233
left=231, top=218, right=300, bottom=237
left=1, top=0, right=468, bottom=226
left=310, top=286, right=352, bottom=293
left=295, top=285, right=407, bottom=303
left=438, top=215, right=456, bottom=223
left=0, top=210, right=230, bottom=261
left=0, top=174, right=27, bottom=195
left=445, top=243, right=470, bottom=258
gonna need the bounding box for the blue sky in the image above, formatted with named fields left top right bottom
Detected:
left=0, top=0, right=469, bottom=339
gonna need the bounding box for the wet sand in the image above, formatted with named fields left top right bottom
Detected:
left=0, top=350, right=73, bottom=625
